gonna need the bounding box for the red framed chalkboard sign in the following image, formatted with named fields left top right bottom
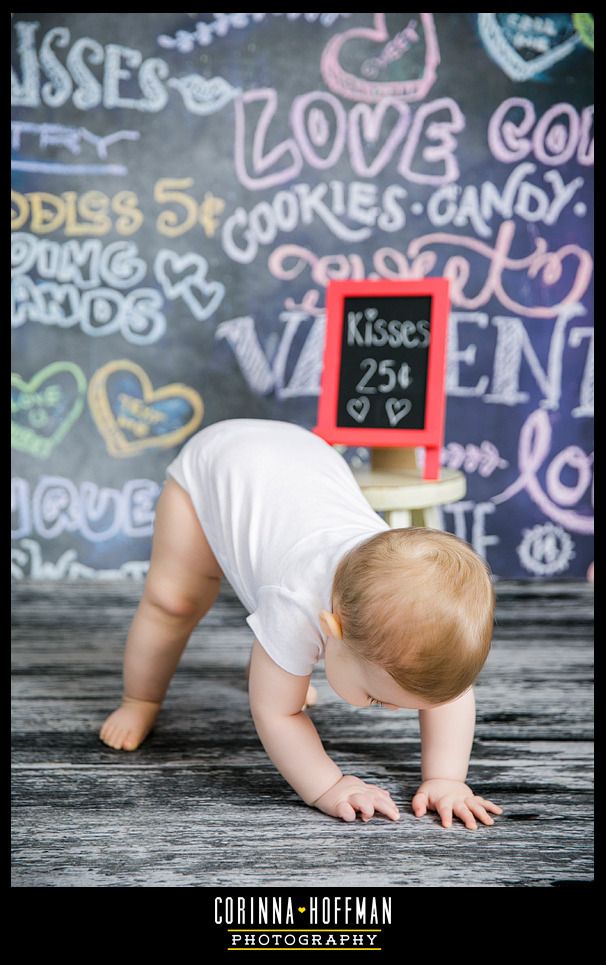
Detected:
left=312, top=278, right=450, bottom=480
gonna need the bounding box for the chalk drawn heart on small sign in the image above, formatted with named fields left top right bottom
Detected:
left=346, top=397, right=370, bottom=423
left=11, top=361, right=87, bottom=459
left=478, top=13, right=581, bottom=81
left=88, top=359, right=203, bottom=457
left=385, top=397, right=412, bottom=426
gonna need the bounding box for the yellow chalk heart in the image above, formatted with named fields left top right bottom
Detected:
left=298, top=907, right=306, bottom=913
left=88, top=359, right=203, bottom=458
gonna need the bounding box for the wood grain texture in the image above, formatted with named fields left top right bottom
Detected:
left=11, top=580, right=593, bottom=887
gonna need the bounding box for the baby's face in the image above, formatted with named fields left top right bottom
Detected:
left=322, top=634, right=438, bottom=712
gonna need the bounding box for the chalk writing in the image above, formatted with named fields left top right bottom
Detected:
left=12, top=539, right=149, bottom=580
left=154, top=249, right=225, bottom=321
left=11, top=275, right=165, bottom=344
left=441, top=441, right=508, bottom=477
left=478, top=14, right=581, bottom=82
left=154, top=178, right=225, bottom=238
left=234, top=88, right=464, bottom=190
left=573, top=14, right=594, bottom=51
left=11, top=189, right=143, bottom=235
left=12, top=234, right=145, bottom=287
left=488, top=98, right=593, bottom=166
left=166, top=75, right=240, bottom=114
left=447, top=306, right=593, bottom=416
left=10, top=12, right=593, bottom=580
left=321, top=13, right=439, bottom=103
left=268, top=222, right=593, bottom=317
left=11, top=476, right=158, bottom=541
left=87, top=360, right=204, bottom=457
left=215, top=310, right=325, bottom=399
left=11, top=121, right=140, bottom=175
left=492, top=409, right=593, bottom=535
left=222, top=181, right=407, bottom=264
left=11, top=21, right=239, bottom=117
left=11, top=362, right=87, bottom=459
left=435, top=500, right=500, bottom=564
left=11, top=233, right=167, bottom=344
left=517, top=523, right=575, bottom=576
left=157, top=13, right=352, bottom=52
left=424, top=162, right=585, bottom=238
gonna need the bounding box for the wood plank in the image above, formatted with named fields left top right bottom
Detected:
left=11, top=580, right=593, bottom=887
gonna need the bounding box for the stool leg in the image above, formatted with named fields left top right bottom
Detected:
left=385, top=510, right=412, bottom=528
left=422, top=506, right=442, bottom=529
left=411, top=509, right=425, bottom=527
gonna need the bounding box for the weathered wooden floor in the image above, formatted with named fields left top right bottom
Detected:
left=11, top=579, right=593, bottom=887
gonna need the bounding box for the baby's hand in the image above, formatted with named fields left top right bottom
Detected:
left=312, top=775, right=400, bottom=823
left=412, top=779, right=503, bottom=830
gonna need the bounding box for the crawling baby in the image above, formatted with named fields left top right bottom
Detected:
left=100, top=418, right=503, bottom=830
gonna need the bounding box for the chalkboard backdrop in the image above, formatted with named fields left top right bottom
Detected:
left=11, top=13, right=594, bottom=580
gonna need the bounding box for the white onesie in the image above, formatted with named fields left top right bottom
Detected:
left=165, top=419, right=389, bottom=676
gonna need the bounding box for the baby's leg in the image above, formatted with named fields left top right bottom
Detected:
left=100, top=479, right=223, bottom=750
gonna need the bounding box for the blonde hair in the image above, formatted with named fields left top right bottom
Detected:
left=331, top=527, right=495, bottom=705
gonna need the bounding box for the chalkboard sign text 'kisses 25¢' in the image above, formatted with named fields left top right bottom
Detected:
left=313, top=279, right=450, bottom=480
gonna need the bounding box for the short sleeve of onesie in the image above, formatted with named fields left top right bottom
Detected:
left=246, top=584, right=323, bottom=677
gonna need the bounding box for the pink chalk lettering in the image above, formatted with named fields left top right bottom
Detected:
left=268, top=220, right=592, bottom=318
left=233, top=88, right=302, bottom=191
left=488, top=97, right=594, bottom=166
left=492, top=408, right=593, bottom=535
left=348, top=99, right=411, bottom=178
left=407, top=221, right=593, bottom=317
left=397, top=97, right=464, bottom=185
left=321, top=13, right=439, bottom=103
left=290, top=92, right=346, bottom=170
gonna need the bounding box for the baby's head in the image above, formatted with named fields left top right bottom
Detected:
left=320, top=527, right=495, bottom=711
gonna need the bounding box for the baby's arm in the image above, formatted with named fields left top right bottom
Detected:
left=412, top=687, right=503, bottom=829
left=248, top=640, right=399, bottom=822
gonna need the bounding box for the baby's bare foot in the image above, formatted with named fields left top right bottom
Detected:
left=99, top=697, right=161, bottom=751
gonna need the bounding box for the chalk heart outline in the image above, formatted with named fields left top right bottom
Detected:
left=321, top=13, right=440, bottom=104
left=346, top=397, right=370, bottom=423
left=155, top=251, right=201, bottom=293
left=154, top=249, right=225, bottom=322
left=478, top=13, right=580, bottom=82
left=88, top=359, right=203, bottom=458
left=11, top=361, right=87, bottom=458
left=385, top=397, right=412, bottom=426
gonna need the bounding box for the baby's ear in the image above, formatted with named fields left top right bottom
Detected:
left=319, top=610, right=343, bottom=640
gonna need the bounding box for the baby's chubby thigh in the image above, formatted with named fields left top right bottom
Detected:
left=144, top=479, right=224, bottom=619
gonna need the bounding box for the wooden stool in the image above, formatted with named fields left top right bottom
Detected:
left=352, top=447, right=466, bottom=529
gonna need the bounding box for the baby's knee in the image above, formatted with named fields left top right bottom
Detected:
left=143, top=578, right=203, bottom=621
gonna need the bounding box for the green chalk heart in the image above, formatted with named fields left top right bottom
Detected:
left=11, top=361, right=88, bottom=459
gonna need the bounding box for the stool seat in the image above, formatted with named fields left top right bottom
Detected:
left=353, top=467, right=466, bottom=529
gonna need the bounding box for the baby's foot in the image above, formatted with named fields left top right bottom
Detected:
left=99, top=696, right=161, bottom=751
